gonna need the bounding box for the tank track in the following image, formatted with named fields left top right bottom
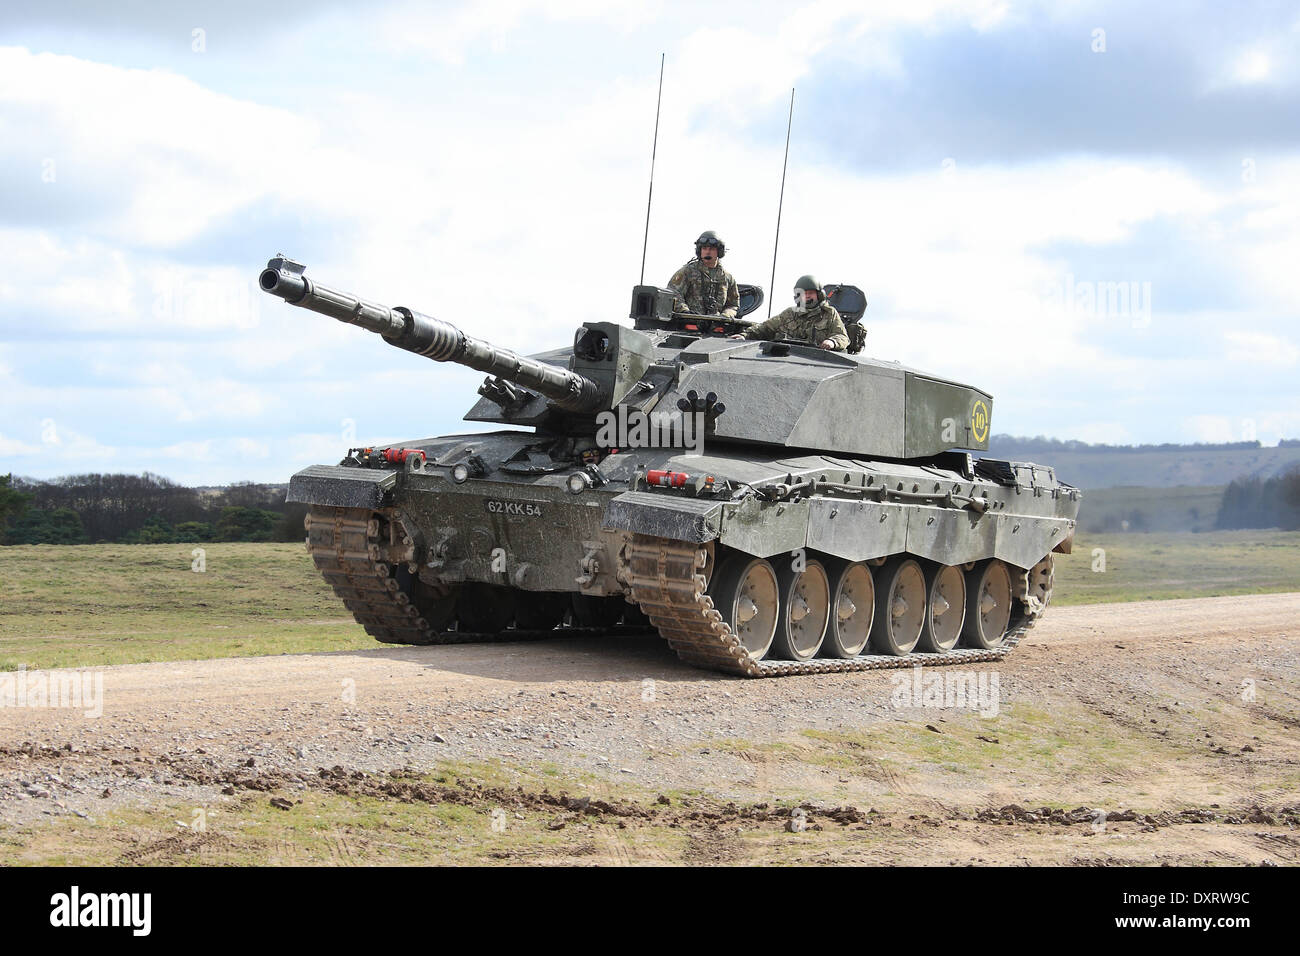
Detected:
left=305, top=506, right=647, bottom=645
left=623, top=533, right=1038, bottom=677
left=306, top=506, right=475, bottom=645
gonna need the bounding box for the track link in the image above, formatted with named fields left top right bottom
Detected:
left=623, top=534, right=1038, bottom=677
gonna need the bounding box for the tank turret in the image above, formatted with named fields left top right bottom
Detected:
left=262, top=257, right=988, bottom=459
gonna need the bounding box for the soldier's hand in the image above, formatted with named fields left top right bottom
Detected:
left=820, top=339, right=836, bottom=350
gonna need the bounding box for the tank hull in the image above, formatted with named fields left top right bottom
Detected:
left=289, top=429, right=1080, bottom=674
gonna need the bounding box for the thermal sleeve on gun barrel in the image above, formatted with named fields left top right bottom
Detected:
left=259, top=257, right=604, bottom=411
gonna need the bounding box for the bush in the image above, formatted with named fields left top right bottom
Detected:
left=215, top=506, right=279, bottom=542
left=0, top=474, right=33, bottom=541
left=173, top=521, right=216, bottom=542
left=121, top=515, right=178, bottom=543
left=5, top=507, right=89, bottom=545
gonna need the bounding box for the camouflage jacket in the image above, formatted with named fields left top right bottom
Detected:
left=667, top=259, right=739, bottom=318
left=743, top=300, right=849, bottom=351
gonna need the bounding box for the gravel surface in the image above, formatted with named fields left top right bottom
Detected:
left=1, top=592, right=1297, bottom=864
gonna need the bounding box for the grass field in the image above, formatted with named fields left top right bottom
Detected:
left=0, top=543, right=372, bottom=671
left=2, top=531, right=1298, bottom=671
left=1054, top=529, right=1300, bottom=605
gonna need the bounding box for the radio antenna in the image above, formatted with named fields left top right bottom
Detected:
left=639, top=53, right=665, bottom=285
left=767, top=87, right=795, bottom=317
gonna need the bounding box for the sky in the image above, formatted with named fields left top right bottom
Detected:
left=1, top=0, right=1298, bottom=484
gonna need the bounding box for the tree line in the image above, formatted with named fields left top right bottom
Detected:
left=0, top=473, right=308, bottom=545
left=1215, top=468, right=1300, bottom=531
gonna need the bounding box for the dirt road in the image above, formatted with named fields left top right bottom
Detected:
left=2, top=593, right=1297, bottom=865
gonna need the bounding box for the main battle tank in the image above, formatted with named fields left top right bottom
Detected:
left=260, top=255, right=1082, bottom=677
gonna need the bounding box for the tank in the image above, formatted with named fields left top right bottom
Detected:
left=260, top=254, right=1082, bottom=677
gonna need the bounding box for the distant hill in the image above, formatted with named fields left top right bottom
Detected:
left=984, top=437, right=1300, bottom=489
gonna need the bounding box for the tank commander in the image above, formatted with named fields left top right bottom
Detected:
left=731, top=274, right=849, bottom=351
left=667, top=230, right=739, bottom=318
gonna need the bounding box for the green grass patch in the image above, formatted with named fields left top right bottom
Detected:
left=0, top=542, right=373, bottom=670
left=1053, top=529, right=1300, bottom=605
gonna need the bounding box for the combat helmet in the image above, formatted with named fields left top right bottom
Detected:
left=793, top=274, right=824, bottom=311
left=694, top=230, right=726, bottom=259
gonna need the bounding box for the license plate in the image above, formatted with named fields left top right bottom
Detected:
left=485, top=499, right=543, bottom=518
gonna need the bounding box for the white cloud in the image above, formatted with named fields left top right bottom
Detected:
left=1070, top=422, right=1135, bottom=445
left=1184, top=414, right=1253, bottom=444
left=2, top=425, right=120, bottom=464
left=1234, top=48, right=1272, bottom=84
left=0, top=433, right=42, bottom=456
left=1204, top=34, right=1300, bottom=91
left=156, top=439, right=214, bottom=460
left=1224, top=330, right=1299, bottom=366
left=0, top=47, right=323, bottom=246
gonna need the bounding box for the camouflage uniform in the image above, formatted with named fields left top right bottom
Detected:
left=742, top=300, right=849, bottom=351
left=667, top=259, right=739, bottom=318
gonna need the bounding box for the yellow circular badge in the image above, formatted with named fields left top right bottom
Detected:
left=971, top=400, right=990, bottom=443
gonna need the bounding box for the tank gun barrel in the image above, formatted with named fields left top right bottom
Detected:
left=259, top=256, right=604, bottom=412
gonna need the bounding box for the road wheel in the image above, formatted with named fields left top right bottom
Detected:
left=869, top=556, right=925, bottom=656
left=962, top=559, right=1013, bottom=649
left=772, top=558, right=829, bottom=661
left=708, top=554, right=779, bottom=661
left=821, top=559, right=874, bottom=658
left=917, top=563, right=966, bottom=652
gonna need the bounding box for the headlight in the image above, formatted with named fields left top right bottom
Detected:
left=451, top=463, right=470, bottom=484
left=566, top=472, right=591, bottom=495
